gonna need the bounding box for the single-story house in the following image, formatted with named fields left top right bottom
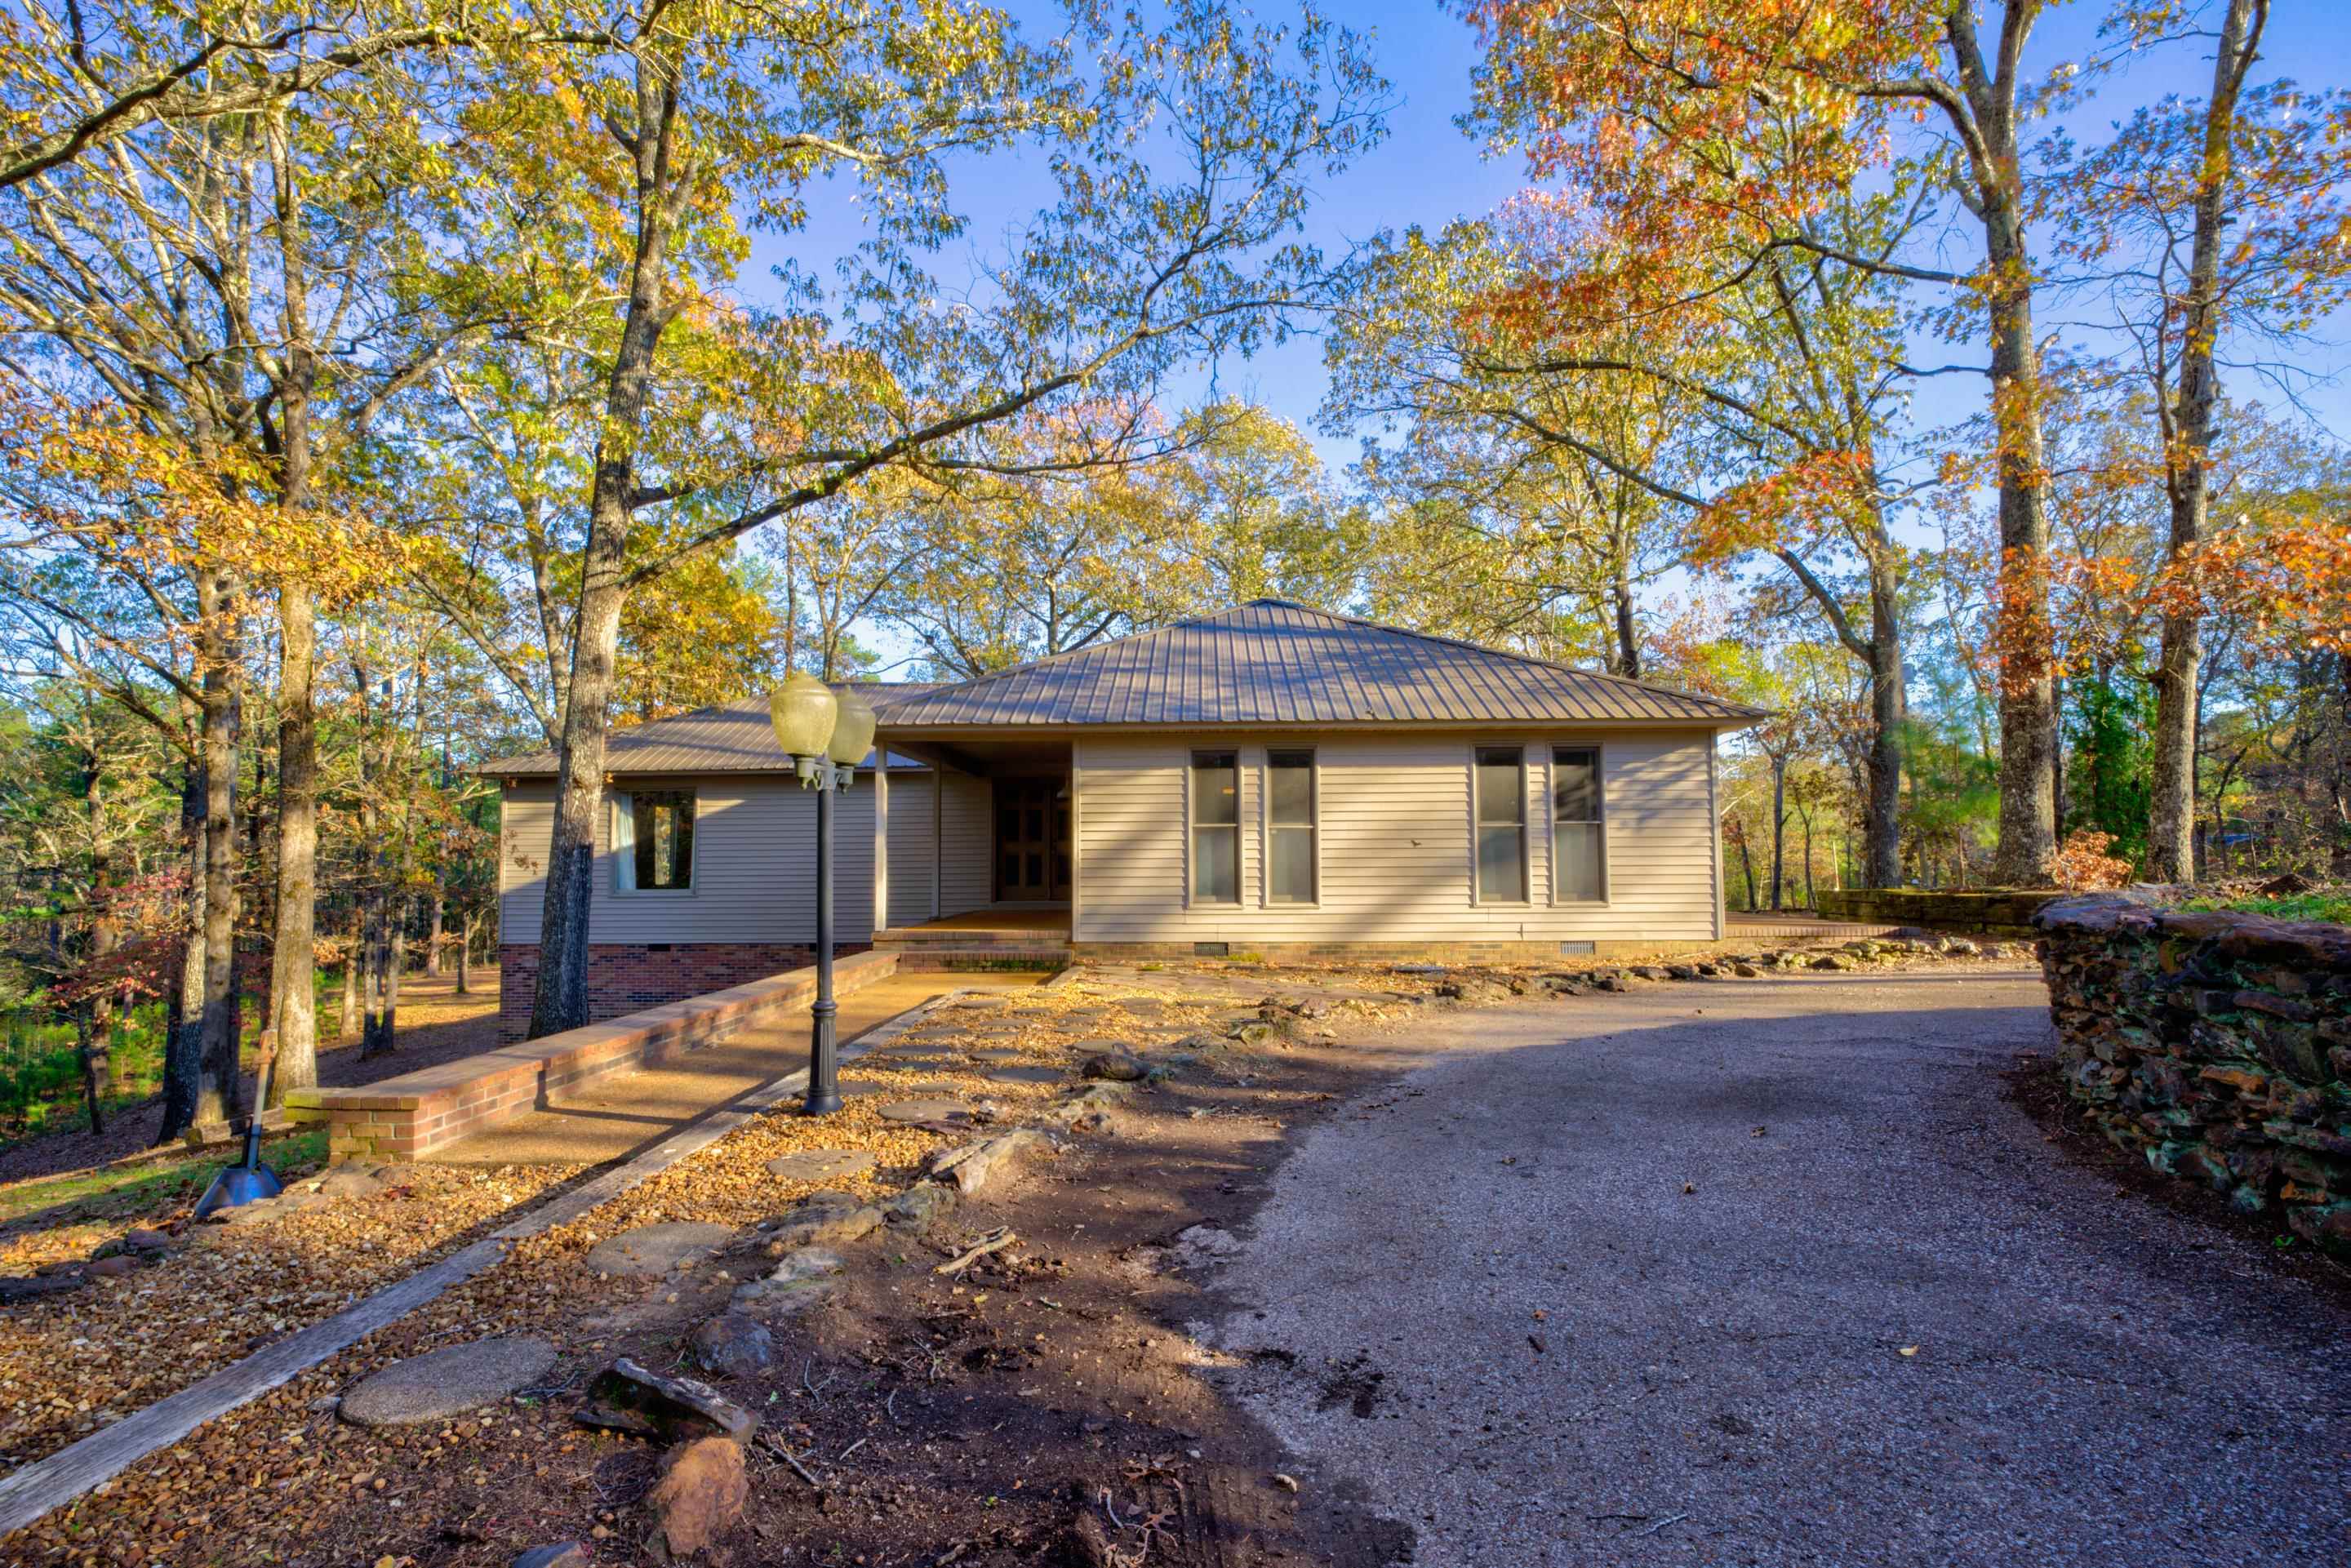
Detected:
left=488, top=600, right=1762, bottom=1038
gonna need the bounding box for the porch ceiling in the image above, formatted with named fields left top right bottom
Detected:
left=881, top=734, right=1071, bottom=776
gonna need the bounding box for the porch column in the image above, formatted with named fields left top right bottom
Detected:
left=931, top=768, right=943, bottom=920
left=872, top=764, right=888, bottom=934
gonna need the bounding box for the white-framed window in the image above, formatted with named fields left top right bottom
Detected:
left=1189, top=751, right=1240, bottom=904
left=1473, top=746, right=1527, bottom=903
left=612, top=788, right=696, bottom=892
left=1267, top=748, right=1317, bottom=904
left=1552, top=746, right=1607, bottom=902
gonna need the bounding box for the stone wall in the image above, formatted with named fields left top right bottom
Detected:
left=1818, top=888, right=2065, bottom=938
left=2033, top=893, right=2351, bottom=1257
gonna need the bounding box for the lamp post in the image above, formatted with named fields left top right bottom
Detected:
left=769, top=675, right=878, bottom=1116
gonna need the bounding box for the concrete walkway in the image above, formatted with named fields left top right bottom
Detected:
left=427, top=971, right=1050, bottom=1168
left=1207, top=971, right=2351, bottom=1567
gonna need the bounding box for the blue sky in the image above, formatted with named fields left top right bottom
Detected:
left=752, top=2, right=2351, bottom=669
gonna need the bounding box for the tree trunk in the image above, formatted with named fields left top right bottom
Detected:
left=339, top=921, right=362, bottom=1042
left=1769, top=755, right=1787, bottom=912
left=1611, top=553, right=1640, bottom=679
left=456, top=912, right=476, bottom=995
left=183, top=566, right=245, bottom=1134
left=157, top=762, right=204, bottom=1144
left=1945, top=10, right=2059, bottom=886
left=531, top=60, right=685, bottom=1040
left=389, top=894, right=408, bottom=1015
left=2149, top=0, right=2263, bottom=883
left=269, top=584, right=318, bottom=1098
left=75, top=1007, right=104, bottom=1135
left=1735, top=822, right=1758, bottom=911
left=83, top=739, right=118, bottom=1132
left=358, top=741, right=397, bottom=1058
left=425, top=890, right=445, bottom=976
left=1864, top=549, right=1906, bottom=886
left=1984, top=268, right=2058, bottom=883
left=1802, top=811, right=1815, bottom=908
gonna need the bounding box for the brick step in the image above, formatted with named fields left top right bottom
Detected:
left=893, top=949, right=1069, bottom=972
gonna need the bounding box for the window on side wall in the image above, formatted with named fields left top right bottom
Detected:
left=1190, top=751, right=1240, bottom=904
left=1552, top=747, right=1606, bottom=902
left=1474, top=746, right=1527, bottom=902
left=612, top=788, right=696, bottom=892
left=1268, top=749, right=1317, bottom=904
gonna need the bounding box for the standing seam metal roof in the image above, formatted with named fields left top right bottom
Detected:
left=875, top=600, right=1762, bottom=728
left=478, top=604, right=1760, bottom=778
left=482, top=684, right=942, bottom=777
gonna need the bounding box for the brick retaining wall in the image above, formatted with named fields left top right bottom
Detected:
left=290, top=948, right=900, bottom=1163
left=2033, top=893, right=2351, bottom=1257
left=497, top=941, right=874, bottom=1042
left=1817, top=888, right=2065, bottom=939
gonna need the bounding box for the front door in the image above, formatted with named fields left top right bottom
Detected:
left=995, top=776, right=1071, bottom=901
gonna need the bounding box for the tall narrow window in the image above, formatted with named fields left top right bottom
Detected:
left=1474, top=747, right=1526, bottom=902
left=1190, top=752, right=1240, bottom=904
left=1553, top=747, right=1606, bottom=901
left=613, top=788, right=696, bottom=891
left=1268, top=749, right=1317, bottom=904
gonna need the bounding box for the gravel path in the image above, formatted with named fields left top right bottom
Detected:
left=1207, top=971, right=2351, bottom=1567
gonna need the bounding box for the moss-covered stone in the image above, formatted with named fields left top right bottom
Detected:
left=2036, top=893, right=2351, bottom=1258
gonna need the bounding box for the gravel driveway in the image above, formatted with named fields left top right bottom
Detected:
left=1203, top=970, right=2351, bottom=1566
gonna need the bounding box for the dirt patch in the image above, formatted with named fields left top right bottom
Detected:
left=2002, top=1048, right=2351, bottom=1307
left=6, top=966, right=1447, bottom=1566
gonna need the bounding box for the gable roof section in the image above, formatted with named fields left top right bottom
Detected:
left=879, top=601, right=1761, bottom=729
left=484, top=685, right=940, bottom=778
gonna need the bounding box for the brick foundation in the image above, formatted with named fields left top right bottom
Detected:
left=497, top=942, right=872, bottom=1042
left=1070, top=938, right=1724, bottom=964
left=290, top=948, right=900, bottom=1162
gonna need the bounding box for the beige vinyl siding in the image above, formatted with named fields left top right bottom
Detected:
left=940, top=771, right=993, bottom=916
left=499, top=774, right=878, bottom=946
left=878, top=768, right=991, bottom=926
left=498, top=782, right=558, bottom=946
left=886, top=774, right=934, bottom=927
left=1072, top=731, right=1719, bottom=944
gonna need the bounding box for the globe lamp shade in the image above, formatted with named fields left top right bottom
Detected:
left=827, top=686, right=878, bottom=766
left=769, top=673, right=838, bottom=760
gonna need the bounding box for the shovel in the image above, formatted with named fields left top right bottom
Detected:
left=193, top=1030, right=284, bottom=1220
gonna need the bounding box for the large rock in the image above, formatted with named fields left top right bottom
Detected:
left=885, top=1183, right=960, bottom=1228
left=731, top=1244, right=847, bottom=1317
left=764, top=1148, right=877, bottom=1184
left=761, top=1191, right=883, bottom=1250
left=983, top=1064, right=1065, bottom=1085
left=1080, top=1051, right=1148, bottom=1082
left=512, top=1544, right=592, bottom=1568
left=340, top=1336, right=558, bottom=1428
left=576, top=1359, right=756, bottom=1446
left=927, top=1130, right=1055, bottom=1195
left=877, top=1097, right=973, bottom=1126
left=585, top=1221, right=735, bottom=1277
left=318, top=1163, right=390, bottom=1199
left=688, top=1313, right=774, bottom=1378
left=649, top=1437, right=749, bottom=1557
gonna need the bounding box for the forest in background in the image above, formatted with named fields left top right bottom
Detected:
left=0, top=0, right=2344, bottom=1145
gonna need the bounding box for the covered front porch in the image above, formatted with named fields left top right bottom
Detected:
left=873, top=733, right=1073, bottom=960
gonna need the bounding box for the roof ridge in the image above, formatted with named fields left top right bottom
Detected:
left=876, top=598, right=1761, bottom=721
left=1239, top=600, right=1762, bottom=718
left=878, top=606, right=1250, bottom=704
